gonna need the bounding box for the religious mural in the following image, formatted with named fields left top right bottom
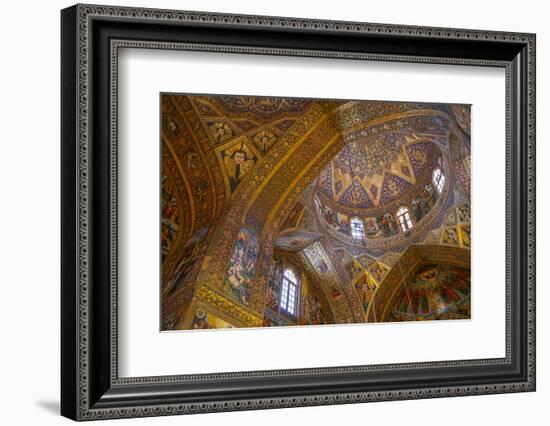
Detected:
left=223, top=229, right=259, bottom=306
left=163, top=227, right=209, bottom=296
left=316, top=178, right=439, bottom=241
left=376, top=213, right=400, bottom=238
left=389, top=264, right=471, bottom=321
left=410, top=182, right=438, bottom=223
left=190, top=308, right=234, bottom=330
left=161, top=174, right=180, bottom=262
left=218, top=137, right=257, bottom=193
left=160, top=93, right=471, bottom=331
left=265, top=254, right=284, bottom=313
left=301, top=294, right=326, bottom=325
left=354, top=274, right=378, bottom=314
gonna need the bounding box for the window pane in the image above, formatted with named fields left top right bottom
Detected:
left=397, top=207, right=413, bottom=232
left=351, top=217, right=364, bottom=239
left=284, top=268, right=296, bottom=282
left=280, top=268, right=300, bottom=315
left=433, top=168, right=445, bottom=194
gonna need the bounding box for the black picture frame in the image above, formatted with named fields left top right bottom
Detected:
left=61, top=4, right=536, bottom=421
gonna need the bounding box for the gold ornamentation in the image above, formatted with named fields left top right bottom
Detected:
left=209, top=122, right=233, bottom=143
left=252, top=129, right=278, bottom=153
left=441, top=227, right=460, bottom=245
left=217, top=137, right=258, bottom=193
left=196, top=285, right=263, bottom=327
left=458, top=224, right=471, bottom=248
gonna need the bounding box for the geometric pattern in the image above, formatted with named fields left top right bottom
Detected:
left=214, top=95, right=313, bottom=121
left=316, top=136, right=437, bottom=210
left=339, top=179, right=374, bottom=208
left=379, top=173, right=413, bottom=204
left=316, top=167, right=334, bottom=198
left=252, top=129, right=278, bottom=154
left=406, top=142, right=434, bottom=179
left=272, top=118, right=297, bottom=131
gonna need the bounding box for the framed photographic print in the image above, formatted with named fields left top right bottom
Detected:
left=61, top=4, right=536, bottom=421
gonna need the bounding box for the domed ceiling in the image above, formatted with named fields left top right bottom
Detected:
left=315, top=133, right=439, bottom=214
left=311, top=133, right=450, bottom=254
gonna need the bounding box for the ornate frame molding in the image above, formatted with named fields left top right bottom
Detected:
left=61, top=4, right=535, bottom=421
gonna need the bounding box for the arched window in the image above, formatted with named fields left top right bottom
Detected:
left=396, top=207, right=413, bottom=232
left=432, top=167, right=445, bottom=194
left=280, top=268, right=300, bottom=315
left=350, top=217, right=365, bottom=240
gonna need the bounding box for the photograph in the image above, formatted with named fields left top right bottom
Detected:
left=160, top=94, right=472, bottom=331
left=52, top=2, right=537, bottom=421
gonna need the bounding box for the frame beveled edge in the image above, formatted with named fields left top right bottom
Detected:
left=61, top=3, right=536, bottom=421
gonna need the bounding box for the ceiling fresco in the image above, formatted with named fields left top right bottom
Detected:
left=212, top=95, right=313, bottom=121
left=316, top=135, right=438, bottom=210
left=388, top=263, right=471, bottom=321
left=160, top=93, right=471, bottom=331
